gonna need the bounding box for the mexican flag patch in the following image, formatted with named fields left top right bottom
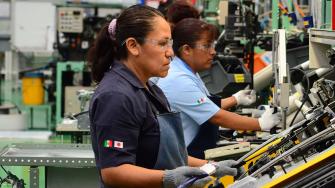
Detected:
left=104, top=140, right=113, bottom=148
left=197, top=97, right=206, bottom=104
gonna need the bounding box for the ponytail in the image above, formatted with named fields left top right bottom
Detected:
left=87, top=25, right=117, bottom=83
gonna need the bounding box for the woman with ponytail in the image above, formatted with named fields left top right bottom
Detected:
left=88, top=5, right=237, bottom=188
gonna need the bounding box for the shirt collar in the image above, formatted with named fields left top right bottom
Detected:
left=173, top=56, right=197, bottom=76
left=172, top=57, right=211, bottom=96
left=111, top=61, right=145, bottom=89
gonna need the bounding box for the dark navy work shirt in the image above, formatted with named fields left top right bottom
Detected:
left=89, top=62, right=170, bottom=175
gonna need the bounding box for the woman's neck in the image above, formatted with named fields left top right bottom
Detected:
left=179, top=56, right=196, bottom=74
left=122, top=59, right=148, bottom=87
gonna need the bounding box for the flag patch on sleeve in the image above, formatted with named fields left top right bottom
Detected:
left=103, top=140, right=113, bottom=148
left=103, top=140, right=124, bottom=149
left=114, top=141, right=124, bottom=148
left=196, top=97, right=206, bottom=104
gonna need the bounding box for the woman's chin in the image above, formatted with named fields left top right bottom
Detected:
left=157, top=71, right=168, bottom=78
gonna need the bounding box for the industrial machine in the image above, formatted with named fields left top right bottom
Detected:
left=200, top=13, right=335, bottom=185
left=230, top=78, right=335, bottom=187
left=55, top=3, right=122, bottom=61
left=54, top=2, right=123, bottom=123
left=225, top=27, right=335, bottom=187
left=200, top=55, right=252, bottom=98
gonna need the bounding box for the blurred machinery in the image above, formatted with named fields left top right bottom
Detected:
left=53, top=2, right=126, bottom=143
left=55, top=3, right=122, bottom=61
left=200, top=55, right=251, bottom=98
left=201, top=0, right=310, bottom=100
left=200, top=0, right=259, bottom=98
left=1, top=2, right=124, bottom=131
left=53, top=2, right=125, bottom=122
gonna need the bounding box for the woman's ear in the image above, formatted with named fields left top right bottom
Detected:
left=125, top=38, right=140, bottom=56
left=180, top=45, right=192, bottom=56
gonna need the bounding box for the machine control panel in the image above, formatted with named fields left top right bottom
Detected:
left=57, top=7, right=84, bottom=33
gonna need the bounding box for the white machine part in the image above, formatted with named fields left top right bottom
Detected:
left=273, top=29, right=290, bottom=110
left=277, top=29, right=288, bottom=85
left=254, top=60, right=330, bottom=92
left=0, top=113, right=27, bottom=131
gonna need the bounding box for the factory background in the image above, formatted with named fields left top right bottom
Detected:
left=0, top=0, right=335, bottom=187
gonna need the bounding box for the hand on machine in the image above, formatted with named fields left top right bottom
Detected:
left=163, top=166, right=212, bottom=188
left=165, top=160, right=240, bottom=188
left=258, top=106, right=282, bottom=131
left=208, top=160, right=238, bottom=177
left=233, top=89, right=257, bottom=106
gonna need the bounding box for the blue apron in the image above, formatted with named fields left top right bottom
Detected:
left=144, top=88, right=188, bottom=170
left=187, top=95, right=221, bottom=159
left=154, top=112, right=188, bottom=169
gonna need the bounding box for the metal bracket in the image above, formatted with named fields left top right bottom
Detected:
left=29, top=166, right=39, bottom=188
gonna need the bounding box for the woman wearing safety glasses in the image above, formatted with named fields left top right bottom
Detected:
left=88, top=5, right=238, bottom=188
left=157, top=18, right=282, bottom=159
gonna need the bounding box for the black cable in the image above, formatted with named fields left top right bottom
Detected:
left=288, top=97, right=308, bottom=128
left=0, top=167, right=25, bottom=188
left=0, top=179, right=4, bottom=187
left=1, top=166, right=8, bottom=175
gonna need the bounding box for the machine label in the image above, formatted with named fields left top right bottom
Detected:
left=234, top=74, right=245, bottom=83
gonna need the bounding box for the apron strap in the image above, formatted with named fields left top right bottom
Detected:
left=143, top=86, right=170, bottom=115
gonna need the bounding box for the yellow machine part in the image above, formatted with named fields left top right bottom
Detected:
left=243, top=138, right=283, bottom=171
left=262, top=146, right=335, bottom=188
left=205, top=137, right=290, bottom=187
left=220, top=176, right=234, bottom=187
left=204, top=176, right=234, bottom=187
left=208, top=138, right=284, bottom=187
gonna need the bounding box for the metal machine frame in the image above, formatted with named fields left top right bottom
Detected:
left=0, top=143, right=97, bottom=188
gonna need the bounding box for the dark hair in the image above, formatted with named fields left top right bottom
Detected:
left=157, top=0, right=173, bottom=15
left=166, top=2, right=199, bottom=25
left=172, top=18, right=217, bottom=57
left=87, top=5, right=164, bottom=83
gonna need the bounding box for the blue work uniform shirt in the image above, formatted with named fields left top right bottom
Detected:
left=157, top=57, right=220, bottom=146
left=89, top=61, right=170, bottom=174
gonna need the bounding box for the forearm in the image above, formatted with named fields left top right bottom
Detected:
left=221, top=96, right=237, bottom=110
left=101, top=164, right=164, bottom=188
left=188, top=156, right=207, bottom=167
left=210, top=109, right=261, bottom=131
